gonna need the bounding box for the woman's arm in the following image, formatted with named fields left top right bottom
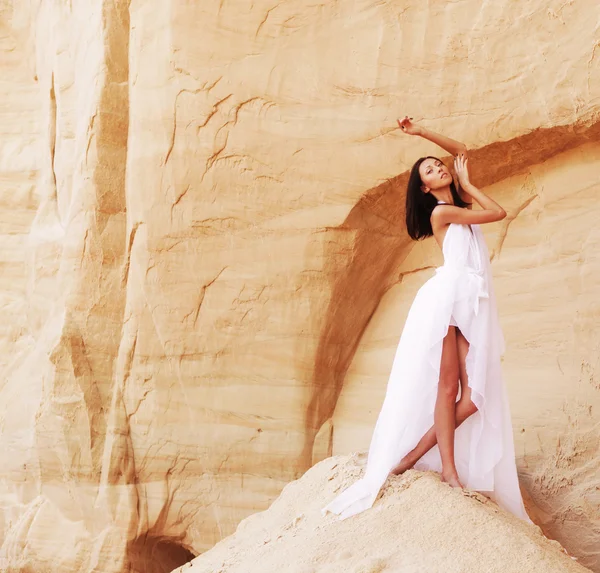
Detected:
left=418, top=126, right=468, bottom=158
left=397, top=116, right=467, bottom=157
left=432, top=203, right=505, bottom=226
left=397, top=117, right=472, bottom=206
left=433, top=155, right=506, bottom=226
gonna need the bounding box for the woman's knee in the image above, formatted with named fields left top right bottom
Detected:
left=458, top=398, right=478, bottom=419
left=438, top=374, right=459, bottom=399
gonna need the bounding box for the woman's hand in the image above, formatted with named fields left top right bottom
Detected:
left=451, top=153, right=505, bottom=218
left=397, top=116, right=421, bottom=136
left=453, top=153, right=471, bottom=189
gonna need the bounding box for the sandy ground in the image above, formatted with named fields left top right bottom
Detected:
left=177, top=453, right=591, bottom=573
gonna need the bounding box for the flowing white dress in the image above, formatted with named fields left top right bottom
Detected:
left=322, top=204, right=531, bottom=522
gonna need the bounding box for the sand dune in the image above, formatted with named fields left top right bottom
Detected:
left=178, top=454, right=591, bottom=573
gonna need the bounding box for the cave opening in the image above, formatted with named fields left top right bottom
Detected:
left=127, top=535, right=197, bottom=573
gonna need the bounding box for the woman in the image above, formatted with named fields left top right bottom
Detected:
left=322, top=117, right=531, bottom=522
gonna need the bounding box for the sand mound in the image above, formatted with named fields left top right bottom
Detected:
left=176, top=454, right=591, bottom=573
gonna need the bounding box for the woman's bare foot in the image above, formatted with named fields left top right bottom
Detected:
left=441, top=471, right=464, bottom=488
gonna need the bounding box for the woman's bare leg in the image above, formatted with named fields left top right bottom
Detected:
left=391, top=329, right=478, bottom=476
left=434, top=326, right=462, bottom=486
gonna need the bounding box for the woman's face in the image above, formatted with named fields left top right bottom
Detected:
left=418, top=158, right=451, bottom=192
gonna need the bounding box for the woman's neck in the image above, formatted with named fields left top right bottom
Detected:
left=431, top=188, right=453, bottom=205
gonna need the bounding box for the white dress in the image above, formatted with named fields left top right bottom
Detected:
left=322, top=203, right=531, bottom=522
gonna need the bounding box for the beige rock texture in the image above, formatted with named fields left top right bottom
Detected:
left=176, top=454, right=593, bottom=573
left=0, top=0, right=599, bottom=572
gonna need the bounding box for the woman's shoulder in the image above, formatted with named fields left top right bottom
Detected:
left=429, top=203, right=448, bottom=221
left=429, top=204, right=454, bottom=228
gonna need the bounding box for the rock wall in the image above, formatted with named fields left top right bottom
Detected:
left=0, top=0, right=598, bottom=572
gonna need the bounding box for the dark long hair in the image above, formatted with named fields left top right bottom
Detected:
left=405, top=156, right=469, bottom=240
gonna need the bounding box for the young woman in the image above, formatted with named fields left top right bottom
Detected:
left=322, top=117, right=531, bottom=522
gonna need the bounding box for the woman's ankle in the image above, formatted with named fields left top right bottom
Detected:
left=441, top=466, right=459, bottom=480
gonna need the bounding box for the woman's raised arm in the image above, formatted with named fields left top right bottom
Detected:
left=397, top=116, right=473, bottom=206
left=397, top=116, right=467, bottom=157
